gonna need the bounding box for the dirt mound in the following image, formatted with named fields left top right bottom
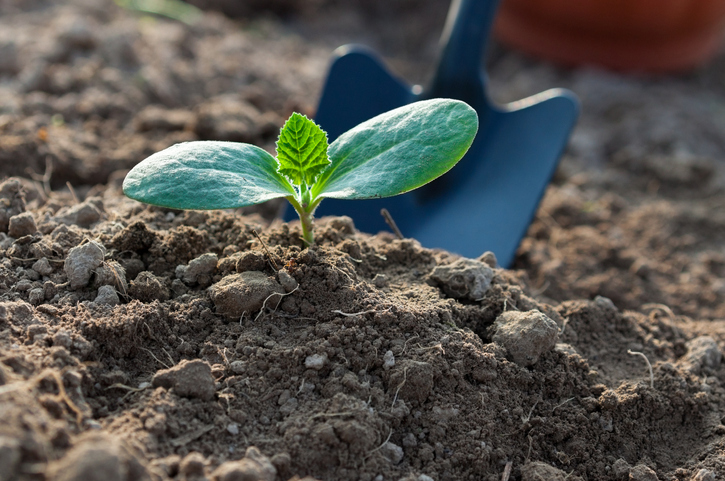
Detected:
left=0, top=1, right=724, bottom=480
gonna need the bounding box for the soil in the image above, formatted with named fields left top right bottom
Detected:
left=1, top=1, right=725, bottom=480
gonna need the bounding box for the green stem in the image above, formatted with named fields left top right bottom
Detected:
left=286, top=195, right=315, bottom=246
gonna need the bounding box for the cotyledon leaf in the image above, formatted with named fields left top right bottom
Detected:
left=311, top=98, right=478, bottom=200
left=123, top=141, right=295, bottom=210
left=276, top=113, right=330, bottom=187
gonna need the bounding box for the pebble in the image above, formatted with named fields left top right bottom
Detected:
left=383, top=350, right=395, bottom=370
left=152, top=359, right=216, bottom=401
left=277, top=269, right=298, bottom=292
left=28, top=287, right=44, bottom=305
left=8, top=212, right=36, bottom=238
left=53, top=199, right=103, bottom=228
left=305, top=353, right=328, bottom=370
left=491, top=309, right=559, bottom=367
left=64, top=241, right=105, bottom=289
left=209, top=271, right=284, bottom=319
left=178, top=252, right=218, bottom=285
left=94, top=285, right=119, bottom=306
left=681, top=336, right=722, bottom=375
left=32, top=257, right=54, bottom=276
left=380, top=441, right=404, bottom=464
left=429, top=258, right=493, bottom=300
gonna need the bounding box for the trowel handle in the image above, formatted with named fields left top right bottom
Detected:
left=428, top=0, right=500, bottom=91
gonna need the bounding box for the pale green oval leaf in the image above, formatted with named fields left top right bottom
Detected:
left=276, top=113, right=330, bottom=187
left=123, top=141, right=295, bottom=210
left=311, top=98, right=478, bottom=200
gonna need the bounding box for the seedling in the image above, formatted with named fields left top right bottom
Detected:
left=123, top=98, right=478, bottom=245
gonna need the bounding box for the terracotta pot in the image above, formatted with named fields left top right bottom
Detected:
left=494, top=0, right=725, bottom=72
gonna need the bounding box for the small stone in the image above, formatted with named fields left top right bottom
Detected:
left=380, top=441, right=404, bottom=464
left=226, top=423, right=239, bottom=435
left=429, top=258, right=493, bottom=300
left=230, top=360, right=245, bottom=374
left=64, top=241, right=106, bottom=289
left=373, top=273, right=387, bottom=288
left=402, top=433, right=417, bottom=448
left=305, top=353, right=328, bottom=371
left=681, top=336, right=722, bottom=374
left=28, top=287, right=44, bottom=305
left=629, top=464, right=659, bottom=481
left=152, top=359, right=216, bottom=401
left=53, top=200, right=103, bottom=228
left=95, top=285, right=119, bottom=306
left=236, top=251, right=266, bottom=272
left=181, top=253, right=218, bottom=284
left=8, top=212, right=36, bottom=238
left=277, top=269, right=298, bottom=293
left=32, top=257, right=54, bottom=276
left=491, top=310, right=559, bottom=367
left=383, top=350, right=395, bottom=370
left=209, top=272, right=284, bottom=319
left=594, top=295, right=617, bottom=312
left=210, top=446, right=276, bottom=481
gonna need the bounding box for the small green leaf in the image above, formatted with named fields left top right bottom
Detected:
left=123, top=141, right=295, bottom=210
left=276, top=113, right=330, bottom=187
left=312, top=99, right=478, bottom=200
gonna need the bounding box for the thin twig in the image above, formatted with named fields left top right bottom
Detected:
left=552, top=397, right=575, bottom=412
left=331, top=309, right=376, bottom=317
left=501, top=461, right=513, bottom=481
left=140, top=347, right=170, bottom=369
left=627, top=350, right=654, bottom=388
left=254, top=285, right=298, bottom=322
left=66, top=181, right=79, bottom=204
left=367, top=428, right=393, bottom=456
left=251, top=229, right=279, bottom=270
left=642, top=303, right=675, bottom=320
left=391, top=367, right=408, bottom=409
left=380, top=208, right=404, bottom=239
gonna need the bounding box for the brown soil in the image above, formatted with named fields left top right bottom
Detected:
left=1, top=1, right=725, bottom=480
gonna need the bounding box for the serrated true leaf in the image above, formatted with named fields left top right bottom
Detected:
left=276, top=113, right=330, bottom=187
left=123, top=141, right=295, bottom=210
left=311, top=99, right=478, bottom=200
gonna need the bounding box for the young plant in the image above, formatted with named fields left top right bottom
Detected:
left=123, top=98, right=478, bottom=245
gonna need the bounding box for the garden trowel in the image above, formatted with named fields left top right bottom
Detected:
left=286, top=0, right=579, bottom=268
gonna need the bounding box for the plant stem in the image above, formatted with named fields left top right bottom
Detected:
left=286, top=195, right=315, bottom=246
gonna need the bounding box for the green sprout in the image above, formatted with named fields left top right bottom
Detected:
left=122, top=98, right=478, bottom=245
